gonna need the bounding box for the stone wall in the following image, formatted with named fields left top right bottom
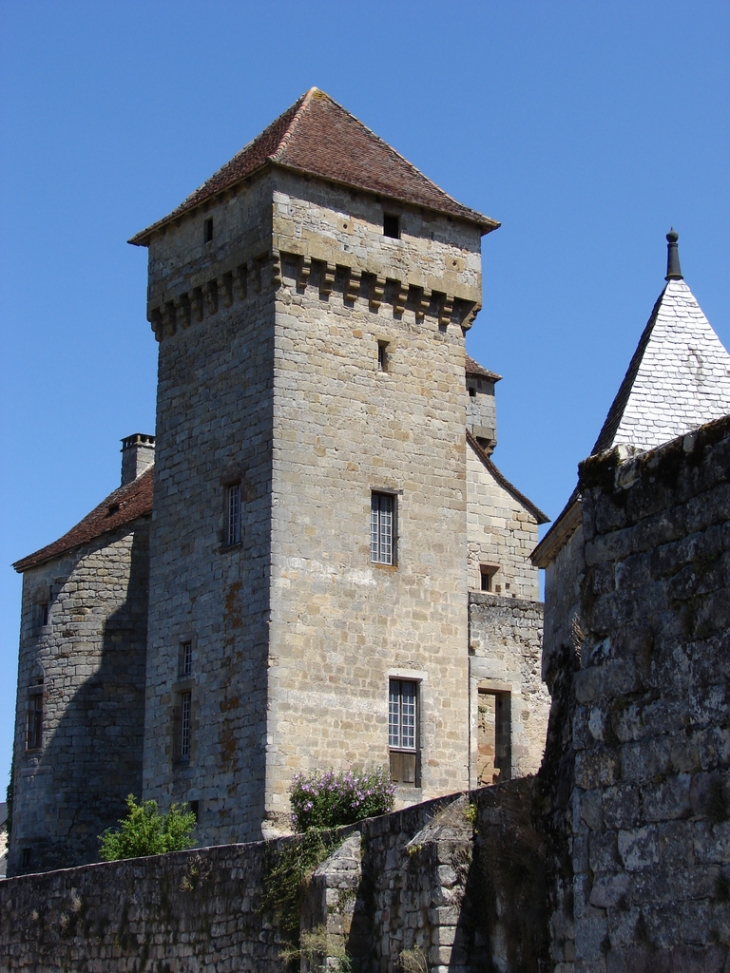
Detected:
left=466, top=442, right=541, bottom=599
left=142, top=173, right=277, bottom=845
left=468, top=593, right=550, bottom=783
left=0, top=787, right=552, bottom=973
left=267, top=170, right=479, bottom=821
left=9, top=519, right=149, bottom=876
left=570, top=415, right=730, bottom=971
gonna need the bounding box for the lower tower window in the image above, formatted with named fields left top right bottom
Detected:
left=226, top=483, right=241, bottom=546
left=177, top=691, right=192, bottom=763
left=389, top=678, right=419, bottom=785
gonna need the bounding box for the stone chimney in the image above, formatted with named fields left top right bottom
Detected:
left=121, top=433, right=155, bottom=485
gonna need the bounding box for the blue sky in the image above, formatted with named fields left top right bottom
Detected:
left=0, top=1, right=728, bottom=791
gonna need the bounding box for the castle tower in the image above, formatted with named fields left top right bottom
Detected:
left=130, top=88, right=499, bottom=840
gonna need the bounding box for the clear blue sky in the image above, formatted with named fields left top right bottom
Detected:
left=1, top=1, right=728, bottom=792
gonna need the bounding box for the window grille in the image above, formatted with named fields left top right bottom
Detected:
left=371, top=492, right=395, bottom=565
left=179, top=691, right=192, bottom=760
left=227, top=483, right=241, bottom=546
left=389, top=679, right=418, bottom=785
left=389, top=679, right=417, bottom=749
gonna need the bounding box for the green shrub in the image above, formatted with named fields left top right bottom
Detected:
left=290, top=767, right=395, bottom=832
left=98, top=794, right=196, bottom=861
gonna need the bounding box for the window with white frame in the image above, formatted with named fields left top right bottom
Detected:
left=226, top=483, right=241, bottom=546
left=389, top=679, right=418, bottom=785
left=371, top=492, right=396, bottom=565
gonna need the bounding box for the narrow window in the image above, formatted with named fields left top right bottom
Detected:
left=179, top=691, right=192, bottom=761
left=181, top=641, right=193, bottom=677
left=377, top=341, right=389, bottom=372
left=34, top=602, right=49, bottom=630
left=189, top=800, right=200, bottom=822
left=20, top=848, right=32, bottom=869
left=26, top=680, right=43, bottom=751
left=227, top=483, right=241, bottom=546
left=383, top=213, right=400, bottom=239
left=480, top=564, right=498, bottom=592
left=371, top=492, right=396, bottom=565
left=204, top=218, right=214, bottom=243
left=389, top=679, right=419, bottom=785
left=468, top=386, right=477, bottom=398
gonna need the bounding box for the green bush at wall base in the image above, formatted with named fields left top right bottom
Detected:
left=98, top=794, right=196, bottom=861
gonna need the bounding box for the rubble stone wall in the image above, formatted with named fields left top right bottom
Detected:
left=571, top=415, right=730, bottom=972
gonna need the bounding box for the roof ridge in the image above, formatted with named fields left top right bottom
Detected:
left=591, top=283, right=667, bottom=454
left=309, top=91, right=486, bottom=221
left=269, top=86, right=318, bottom=162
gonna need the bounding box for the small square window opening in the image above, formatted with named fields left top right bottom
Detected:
left=204, top=218, right=214, bottom=243
left=371, top=492, right=396, bottom=565
left=480, top=565, right=498, bottom=592
left=383, top=213, right=400, bottom=239
left=227, top=483, right=241, bottom=546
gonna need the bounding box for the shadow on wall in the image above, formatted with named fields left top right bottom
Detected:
left=9, top=528, right=149, bottom=876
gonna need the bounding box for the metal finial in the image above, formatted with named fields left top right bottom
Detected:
left=665, top=227, right=683, bottom=281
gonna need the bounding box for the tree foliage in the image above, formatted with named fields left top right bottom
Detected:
left=98, top=794, right=196, bottom=861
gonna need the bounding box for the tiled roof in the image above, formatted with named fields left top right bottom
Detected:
left=465, top=354, right=501, bottom=382
left=129, top=88, right=499, bottom=245
left=593, top=279, right=730, bottom=454
left=13, top=467, right=154, bottom=573
left=467, top=431, right=549, bottom=525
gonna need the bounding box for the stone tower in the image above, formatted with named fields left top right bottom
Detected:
left=130, top=88, right=499, bottom=841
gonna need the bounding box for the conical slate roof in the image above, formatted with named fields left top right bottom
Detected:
left=532, top=235, right=730, bottom=570
left=130, top=88, right=498, bottom=245
left=592, top=278, right=730, bottom=454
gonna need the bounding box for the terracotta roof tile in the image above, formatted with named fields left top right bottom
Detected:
left=13, top=467, right=154, bottom=573
left=130, top=88, right=499, bottom=245
left=465, top=354, right=501, bottom=382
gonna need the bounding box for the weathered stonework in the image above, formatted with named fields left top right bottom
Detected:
left=8, top=520, right=149, bottom=876
left=567, top=416, right=730, bottom=972
left=469, top=594, right=550, bottom=782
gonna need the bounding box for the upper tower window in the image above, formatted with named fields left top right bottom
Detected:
left=383, top=213, right=400, bottom=239
left=204, top=218, right=214, bottom=243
